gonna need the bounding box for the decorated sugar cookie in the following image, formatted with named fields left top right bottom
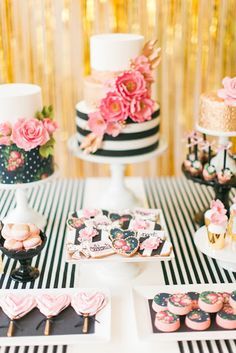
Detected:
left=168, top=293, right=192, bottom=315
left=198, top=291, right=223, bottom=313
left=110, top=228, right=136, bottom=241
left=185, top=309, right=211, bottom=331
left=89, top=240, right=115, bottom=258
left=129, top=218, right=155, bottom=232
left=216, top=304, right=236, bottom=329
left=112, top=236, right=139, bottom=257
left=152, top=293, right=171, bottom=312
left=138, top=235, right=172, bottom=257
left=109, top=212, right=133, bottom=229
left=187, top=292, right=199, bottom=309
left=134, top=208, right=160, bottom=222
left=154, top=310, right=180, bottom=332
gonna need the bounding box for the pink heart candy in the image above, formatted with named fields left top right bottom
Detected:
left=36, top=294, right=71, bottom=317
left=71, top=291, right=107, bottom=316
left=0, top=294, right=36, bottom=320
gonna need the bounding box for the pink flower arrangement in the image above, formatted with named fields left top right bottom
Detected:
left=0, top=122, right=12, bottom=146
left=6, top=151, right=24, bottom=171
left=210, top=199, right=227, bottom=215
left=12, top=118, right=50, bottom=151
left=218, top=77, right=236, bottom=106
left=43, top=118, right=58, bottom=134
left=86, top=49, right=159, bottom=144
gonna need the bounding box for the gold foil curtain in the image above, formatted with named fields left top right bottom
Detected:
left=0, top=0, right=235, bottom=177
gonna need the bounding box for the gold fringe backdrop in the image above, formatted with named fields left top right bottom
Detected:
left=0, top=0, right=235, bottom=177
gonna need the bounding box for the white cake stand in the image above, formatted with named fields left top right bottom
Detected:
left=68, top=134, right=167, bottom=209
left=194, top=226, right=236, bottom=272
left=0, top=172, right=58, bottom=230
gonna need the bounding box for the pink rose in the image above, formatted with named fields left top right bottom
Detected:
left=0, top=136, right=11, bottom=145
left=10, top=151, right=21, bottom=159
left=0, top=122, right=11, bottom=136
left=218, top=77, right=236, bottom=106
left=129, top=96, right=155, bottom=122
left=43, top=118, right=58, bottom=134
left=210, top=211, right=227, bottom=226
left=131, top=55, right=153, bottom=83
left=106, top=122, right=123, bottom=137
left=210, top=199, right=227, bottom=215
left=88, top=111, right=107, bottom=137
left=12, top=118, right=50, bottom=151
left=115, top=71, right=147, bottom=101
left=100, top=91, right=129, bottom=123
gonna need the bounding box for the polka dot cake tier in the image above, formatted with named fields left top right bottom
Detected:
left=0, top=84, right=58, bottom=185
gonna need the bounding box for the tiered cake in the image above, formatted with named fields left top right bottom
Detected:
left=76, top=34, right=161, bottom=157
left=0, top=84, right=57, bottom=184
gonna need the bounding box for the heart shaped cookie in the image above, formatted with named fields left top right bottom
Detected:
left=109, top=213, right=133, bottom=229
left=71, top=291, right=107, bottom=316
left=112, top=236, right=139, bottom=257
left=110, top=228, right=136, bottom=241
left=0, top=294, right=36, bottom=319
left=36, top=294, right=71, bottom=317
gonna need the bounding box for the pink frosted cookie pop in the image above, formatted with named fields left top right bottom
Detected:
left=0, top=294, right=36, bottom=336
left=36, top=294, right=71, bottom=335
left=71, top=291, right=107, bottom=333
left=167, top=293, right=192, bottom=315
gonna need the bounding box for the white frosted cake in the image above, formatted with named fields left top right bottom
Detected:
left=0, top=84, right=58, bottom=184
left=76, top=33, right=161, bottom=157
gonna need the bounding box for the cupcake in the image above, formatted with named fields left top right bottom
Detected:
left=217, top=168, right=233, bottom=184
left=204, top=199, right=227, bottom=227
left=207, top=212, right=228, bottom=250
left=202, top=164, right=216, bottom=181
left=189, top=160, right=203, bottom=176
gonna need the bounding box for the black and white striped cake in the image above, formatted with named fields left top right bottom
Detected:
left=76, top=101, right=160, bottom=157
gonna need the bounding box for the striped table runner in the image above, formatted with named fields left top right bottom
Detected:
left=0, top=177, right=235, bottom=353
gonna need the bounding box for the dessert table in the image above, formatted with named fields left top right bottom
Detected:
left=0, top=177, right=235, bottom=353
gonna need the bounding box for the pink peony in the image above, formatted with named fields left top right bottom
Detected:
left=218, top=76, right=236, bottom=106
left=88, top=111, right=107, bottom=137
left=129, top=95, right=155, bottom=122
left=106, top=122, right=123, bottom=137
left=0, top=136, right=11, bottom=145
left=115, top=71, right=147, bottom=102
left=99, top=91, right=129, bottom=123
left=0, top=122, right=11, bottom=136
left=131, top=55, right=153, bottom=83
left=12, top=118, right=50, bottom=151
left=43, top=118, right=58, bottom=134
left=210, top=199, right=227, bottom=215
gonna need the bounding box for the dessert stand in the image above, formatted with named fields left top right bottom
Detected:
left=68, top=134, right=167, bottom=209
left=194, top=226, right=236, bottom=272
left=182, top=127, right=236, bottom=226
left=0, top=172, right=58, bottom=230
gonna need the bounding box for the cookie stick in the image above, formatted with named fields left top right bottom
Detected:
left=36, top=294, right=70, bottom=336
left=71, top=291, right=107, bottom=334
left=0, top=294, right=36, bottom=337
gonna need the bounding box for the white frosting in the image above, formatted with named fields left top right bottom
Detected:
left=90, top=33, right=144, bottom=72
left=0, top=84, right=42, bottom=124
left=208, top=223, right=226, bottom=234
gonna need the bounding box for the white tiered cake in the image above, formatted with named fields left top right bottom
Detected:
left=75, top=33, right=161, bottom=157
left=0, top=84, right=57, bottom=184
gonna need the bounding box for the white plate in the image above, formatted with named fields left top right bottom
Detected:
left=65, top=209, right=174, bottom=264
left=0, top=287, right=111, bottom=346
left=132, top=283, right=236, bottom=342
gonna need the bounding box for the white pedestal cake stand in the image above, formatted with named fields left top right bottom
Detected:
left=68, top=134, right=167, bottom=209
left=194, top=226, right=236, bottom=272
left=0, top=172, right=58, bottom=230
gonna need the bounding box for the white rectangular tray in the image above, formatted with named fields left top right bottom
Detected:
left=133, top=283, right=236, bottom=341
left=0, top=287, right=111, bottom=346
left=65, top=209, right=174, bottom=264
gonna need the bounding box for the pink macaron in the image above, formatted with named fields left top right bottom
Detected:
left=11, top=224, right=30, bottom=241
left=168, top=293, right=192, bottom=315
left=216, top=305, right=236, bottom=329
left=154, top=310, right=180, bottom=332
left=1, top=224, right=13, bottom=239
left=4, top=238, right=23, bottom=251
left=23, top=235, right=42, bottom=250
left=198, top=291, right=223, bottom=313
left=185, top=309, right=211, bottom=331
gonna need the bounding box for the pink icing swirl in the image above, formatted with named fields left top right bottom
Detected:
left=36, top=294, right=71, bottom=317
left=0, top=294, right=36, bottom=320
left=71, top=291, right=107, bottom=316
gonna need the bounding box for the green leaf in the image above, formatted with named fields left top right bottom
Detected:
left=39, top=137, right=55, bottom=158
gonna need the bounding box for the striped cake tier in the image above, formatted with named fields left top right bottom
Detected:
left=75, top=101, right=160, bottom=157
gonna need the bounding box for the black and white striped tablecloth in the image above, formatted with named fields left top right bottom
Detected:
left=0, top=178, right=235, bottom=353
